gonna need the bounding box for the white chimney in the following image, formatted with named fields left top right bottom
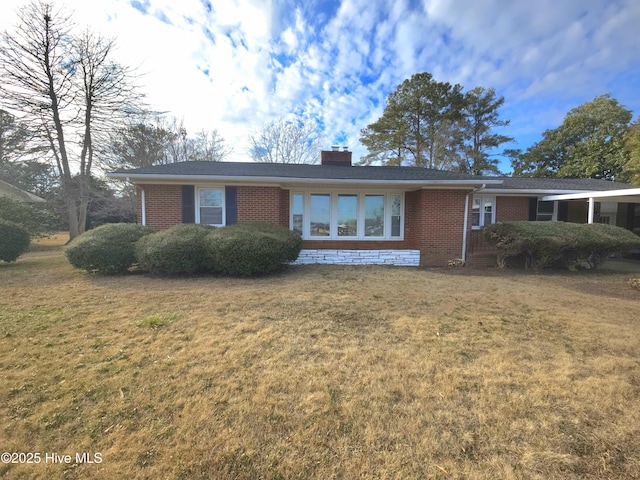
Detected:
left=331, top=145, right=339, bottom=151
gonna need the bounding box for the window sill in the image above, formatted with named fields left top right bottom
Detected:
left=303, top=237, right=404, bottom=241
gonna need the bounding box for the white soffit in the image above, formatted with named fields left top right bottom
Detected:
left=543, top=188, right=640, bottom=202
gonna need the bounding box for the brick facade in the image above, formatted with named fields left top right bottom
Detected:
left=139, top=185, right=183, bottom=231
left=237, top=186, right=288, bottom=226
left=496, top=196, right=529, bottom=222
left=409, top=189, right=471, bottom=266
left=135, top=184, right=496, bottom=266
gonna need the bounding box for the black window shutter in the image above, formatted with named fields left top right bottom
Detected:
left=182, top=185, right=195, bottom=223
left=225, top=186, right=237, bottom=225
left=528, top=197, right=538, bottom=221
left=558, top=201, right=569, bottom=222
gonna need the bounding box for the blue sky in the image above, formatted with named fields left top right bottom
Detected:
left=1, top=0, right=639, bottom=173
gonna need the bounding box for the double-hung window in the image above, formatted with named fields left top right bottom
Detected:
left=471, top=195, right=495, bottom=229
left=197, top=188, right=225, bottom=226
left=291, top=192, right=404, bottom=240
left=536, top=200, right=556, bottom=221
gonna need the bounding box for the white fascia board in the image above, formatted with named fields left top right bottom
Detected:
left=478, top=188, right=598, bottom=196
left=543, top=188, right=640, bottom=201
left=106, top=172, right=503, bottom=188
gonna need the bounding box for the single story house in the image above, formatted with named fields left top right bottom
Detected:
left=108, top=149, right=640, bottom=267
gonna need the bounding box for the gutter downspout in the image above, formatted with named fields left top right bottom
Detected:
left=462, top=184, right=485, bottom=262
left=141, top=187, right=147, bottom=226
left=462, top=192, right=470, bottom=262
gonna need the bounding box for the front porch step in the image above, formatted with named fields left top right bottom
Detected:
left=465, top=252, right=497, bottom=267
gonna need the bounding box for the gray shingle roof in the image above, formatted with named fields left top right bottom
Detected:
left=110, top=161, right=496, bottom=182
left=109, top=161, right=637, bottom=191
left=490, top=176, right=636, bottom=191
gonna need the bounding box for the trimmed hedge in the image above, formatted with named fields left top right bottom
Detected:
left=135, top=223, right=214, bottom=275
left=66, top=221, right=302, bottom=277
left=65, top=223, right=152, bottom=274
left=483, top=221, right=640, bottom=270
left=0, top=219, right=31, bottom=262
left=206, top=222, right=302, bottom=276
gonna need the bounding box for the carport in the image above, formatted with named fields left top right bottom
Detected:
left=543, top=188, right=640, bottom=230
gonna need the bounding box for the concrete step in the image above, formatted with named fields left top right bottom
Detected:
left=466, top=252, right=497, bottom=267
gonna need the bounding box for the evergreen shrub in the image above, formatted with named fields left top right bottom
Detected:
left=482, top=221, right=640, bottom=270
left=205, top=222, right=302, bottom=276
left=135, top=223, right=214, bottom=275
left=0, top=219, right=31, bottom=262
left=65, top=223, right=152, bottom=274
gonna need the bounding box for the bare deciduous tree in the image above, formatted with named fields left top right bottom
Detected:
left=0, top=1, right=142, bottom=239
left=191, top=129, right=233, bottom=162
left=248, top=117, right=323, bottom=164
left=104, top=116, right=232, bottom=168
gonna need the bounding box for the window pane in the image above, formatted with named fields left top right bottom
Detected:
left=391, top=194, right=401, bottom=216
left=537, top=200, right=554, bottom=221
left=200, top=189, right=223, bottom=207
left=310, top=194, right=330, bottom=237
left=337, top=195, right=358, bottom=236
left=471, top=198, right=481, bottom=227
left=391, top=194, right=401, bottom=237
left=200, top=207, right=222, bottom=225
left=292, top=194, right=303, bottom=235
left=391, top=216, right=401, bottom=237
left=537, top=201, right=554, bottom=215
left=365, top=195, right=384, bottom=237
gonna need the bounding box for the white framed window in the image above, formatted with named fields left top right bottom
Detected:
left=471, top=195, right=495, bottom=229
left=290, top=191, right=404, bottom=240
left=536, top=200, right=557, bottom=221
left=337, top=194, right=358, bottom=237
left=310, top=194, right=331, bottom=237
left=196, top=187, right=225, bottom=226
left=291, top=193, right=303, bottom=235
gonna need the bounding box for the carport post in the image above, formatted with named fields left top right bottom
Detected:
left=587, top=197, right=595, bottom=224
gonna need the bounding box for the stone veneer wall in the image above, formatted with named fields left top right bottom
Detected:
left=292, top=249, right=420, bottom=266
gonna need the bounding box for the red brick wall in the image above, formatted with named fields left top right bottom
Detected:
left=496, top=196, right=529, bottom=222
left=404, top=189, right=473, bottom=266
left=139, top=184, right=182, bottom=231
left=237, top=186, right=287, bottom=226
left=137, top=184, right=474, bottom=266
left=280, top=189, right=290, bottom=227
left=415, top=189, right=471, bottom=266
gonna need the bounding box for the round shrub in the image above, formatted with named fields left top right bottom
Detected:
left=0, top=218, right=31, bottom=262
left=65, top=223, right=152, bottom=274
left=135, top=223, right=215, bottom=275
left=206, top=222, right=302, bottom=276
left=483, top=221, right=640, bottom=270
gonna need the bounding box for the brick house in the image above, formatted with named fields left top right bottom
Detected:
left=108, top=149, right=640, bottom=267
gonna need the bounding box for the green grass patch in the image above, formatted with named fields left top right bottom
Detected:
left=136, top=313, right=178, bottom=329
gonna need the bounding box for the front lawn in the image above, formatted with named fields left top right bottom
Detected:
left=1, top=235, right=639, bottom=479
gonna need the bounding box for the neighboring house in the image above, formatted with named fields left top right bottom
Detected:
left=0, top=179, right=45, bottom=203
left=108, top=149, right=640, bottom=267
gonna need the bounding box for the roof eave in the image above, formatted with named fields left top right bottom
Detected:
left=107, top=172, right=503, bottom=187
left=478, top=188, right=601, bottom=196
left=543, top=188, right=640, bottom=201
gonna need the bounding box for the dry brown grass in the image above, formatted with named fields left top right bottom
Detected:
left=1, top=234, right=639, bottom=479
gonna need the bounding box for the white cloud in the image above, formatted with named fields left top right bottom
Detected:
left=0, top=0, right=638, bottom=167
